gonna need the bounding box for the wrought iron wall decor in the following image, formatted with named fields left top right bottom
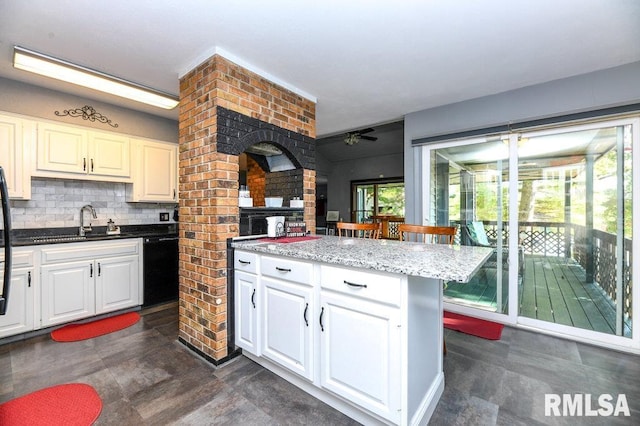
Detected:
left=54, top=105, right=118, bottom=128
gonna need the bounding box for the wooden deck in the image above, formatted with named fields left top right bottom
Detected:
left=444, top=255, right=632, bottom=337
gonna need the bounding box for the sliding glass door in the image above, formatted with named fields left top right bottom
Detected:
left=420, top=116, right=639, bottom=349
left=517, top=122, right=634, bottom=338
left=428, top=138, right=510, bottom=314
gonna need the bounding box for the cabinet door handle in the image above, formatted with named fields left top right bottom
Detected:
left=251, top=288, right=256, bottom=309
left=90, top=263, right=93, bottom=277
left=98, top=262, right=101, bottom=276
left=344, top=280, right=367, bottom=289
left=275, top=267, right=292, bottom=272
left=238, top=259, right=251, bottom=265
left=91, top=158, right=94, bottom=172
left=173, top=189, right=176, bottom=199
left=303, top=303, right=309, bottom=327
left=28, top=271, right=31, bottom=287
left=319, top=307, right=325, bottom=332
left=83, top=157, right=87, bottom=171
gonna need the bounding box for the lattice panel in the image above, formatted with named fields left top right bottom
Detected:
left=388, top=221, right=401, bottom=240
left=594, top=246, right=617, bottom=301
left=519, top=228, right=564, bottom=256
left=484, top=227, right=509, bottom=245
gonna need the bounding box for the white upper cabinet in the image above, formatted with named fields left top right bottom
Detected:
left=36, top=121, right=87, bottom=174
left=0, top=113, right=32, bottom=199
left=0, top=109, right=178, bottom=197
left=35, top=121, right=132, bottom=181
left=127, top=138, right=178, bottom=202
left=88, top=131, right=131, bottom=178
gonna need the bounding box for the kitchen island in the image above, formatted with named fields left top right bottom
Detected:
left=231, top=236, right=492, bottom=425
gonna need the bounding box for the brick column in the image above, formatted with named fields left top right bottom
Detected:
left=178, top=55, right=316, bottom=361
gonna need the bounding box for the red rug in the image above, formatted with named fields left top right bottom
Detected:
left=443, top=311, right=504, bottom=340
left=51, top=312, right=140, bottom=342
left=0, top=383, right=102, bottom=425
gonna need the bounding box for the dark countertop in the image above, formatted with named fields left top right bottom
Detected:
left=239, top=207, right=304, bottom=212
left=2, top=223, right=177, bottom=247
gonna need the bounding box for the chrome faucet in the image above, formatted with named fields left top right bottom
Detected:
left=79, top=204, right=97, bottom=236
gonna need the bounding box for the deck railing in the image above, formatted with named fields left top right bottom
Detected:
left=475, top=221, right=633, bottom=322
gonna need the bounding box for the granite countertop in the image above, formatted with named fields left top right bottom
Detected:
left=3, top=223, right=177, bottom=246
left=232, top=235, right=493, bottom=282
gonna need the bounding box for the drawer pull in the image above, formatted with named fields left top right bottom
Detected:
left=251, top=288, right=256, bottom=308
left=303, top=303, right=309, bottom=327
left=344, top=280, right=367, bottom=289
left=275, top=267, right=292, bottom=272
left=238, top=259, right=251, bottom=265
left=319, top=307, right=325, bottom=332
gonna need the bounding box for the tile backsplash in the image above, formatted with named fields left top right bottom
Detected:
left=9, top=178, right=177, bottom=229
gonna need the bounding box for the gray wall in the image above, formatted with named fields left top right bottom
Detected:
left=326, top=153, right=403, bottom=221
left=0, top=77, right=177, bottom=142
left=403, top=61, right=640, bottom=224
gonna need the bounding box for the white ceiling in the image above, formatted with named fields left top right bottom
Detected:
left=0, top=0, right=639, bottom=137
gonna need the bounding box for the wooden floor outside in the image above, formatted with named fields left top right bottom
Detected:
left=444, top=254, right=632, bottom=337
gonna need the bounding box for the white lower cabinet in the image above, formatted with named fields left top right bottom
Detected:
left=40, top=239, right=142, bottom=328
left=234, top=270, right=259, bottom=355
left=261, top=276, right=314, bottom=380
left=0, top=249, right=35, bottom=338
left=0, top=239, right=143, bottom=339
left=41, top=260, right=94, bottom=326
left=319, top=291, right=401, bottom=423
left=234, top=252, right=432, bottom=425
left=95, top=254, right=139, bottom=314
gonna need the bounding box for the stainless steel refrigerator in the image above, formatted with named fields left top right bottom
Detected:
left=0, top=166, right=12, bottom=315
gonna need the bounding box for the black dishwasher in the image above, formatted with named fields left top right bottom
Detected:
left=143, top=235, right=179, bottom=307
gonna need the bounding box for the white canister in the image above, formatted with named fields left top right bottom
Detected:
left=266, top=216, right=285, bottom=238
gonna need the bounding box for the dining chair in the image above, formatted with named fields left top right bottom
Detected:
left=462, top=221, right=525, bottom=277
left=325, top=210, right=340, bottom=235
left=398, top=224, right=456, bottom=244
left=398, top=223, right=457, bottom=355
left=336, top=222, right=381, bottom=239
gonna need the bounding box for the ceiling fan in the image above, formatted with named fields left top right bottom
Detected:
left=344, top=128, right=377, bottom=145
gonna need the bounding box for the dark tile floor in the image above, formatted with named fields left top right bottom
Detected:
left=0, top=304, right=638, bottom=425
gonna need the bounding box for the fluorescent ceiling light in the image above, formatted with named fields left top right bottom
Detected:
left=13, top=46, right=179, bottom=110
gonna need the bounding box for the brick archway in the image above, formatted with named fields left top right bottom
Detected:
left=178, top=55, right=316, bottom=362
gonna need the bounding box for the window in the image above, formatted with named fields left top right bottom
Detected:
left=351, top=178, right=405, bottom=222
